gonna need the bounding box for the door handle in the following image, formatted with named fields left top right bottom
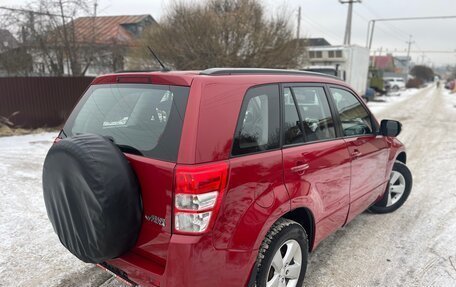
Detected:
left=291, top=162, right=309, bottom=175
left=351, top=149, right=362, bottom=159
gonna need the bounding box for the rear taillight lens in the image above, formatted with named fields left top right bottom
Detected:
left=174, top=161, right=229, bottom=234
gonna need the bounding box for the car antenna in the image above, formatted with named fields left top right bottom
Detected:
left=147, top=46, right=170, bottom=72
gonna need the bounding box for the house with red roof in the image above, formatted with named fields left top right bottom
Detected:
left=72, top=15, right=155, bottom=46
left=370, top=55, right=395, bottom=72
left=70, top=15, right=156, bottom=75
left=28, top=15, right=156, bottom=76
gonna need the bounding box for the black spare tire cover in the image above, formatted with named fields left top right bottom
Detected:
left=42, top=133, right=142, bottom=263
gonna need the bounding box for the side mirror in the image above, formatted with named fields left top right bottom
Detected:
left=380, top=119, right=402, bottom=137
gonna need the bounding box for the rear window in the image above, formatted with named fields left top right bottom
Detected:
left=64, top=84, right=189, bottom=162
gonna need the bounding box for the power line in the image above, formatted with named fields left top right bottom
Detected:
left=359, top=3, right=414, bottom=47
left=406, top=50, right=456, bottom=54
left=366, top=15, right=456, bottom=49
left=354, top=10, right=406, bottom=43
left=361, top=2, right=409, bottom=39
left=301, top=16, right=343, bottom=43
left=0, top=6, right=69, bottom=19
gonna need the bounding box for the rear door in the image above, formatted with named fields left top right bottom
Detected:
left=281, top=85, right=351, bottom=245
left=62, top=83, right=190, bottom=264
left=328, top=86, right=389, bottom=222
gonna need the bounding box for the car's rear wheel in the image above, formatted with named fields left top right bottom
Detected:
left=369, top=161, right=412, bottom=214
left=255, top=218, right=308, bottom=287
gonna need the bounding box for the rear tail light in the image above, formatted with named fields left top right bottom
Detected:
left=173, top=161, right=229, bottom=234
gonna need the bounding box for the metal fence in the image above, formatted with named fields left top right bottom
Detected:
left=0, top=77, right=94, bottom=128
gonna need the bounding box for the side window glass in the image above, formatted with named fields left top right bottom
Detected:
left=292, top=87, right=336, bottom=142
left=232, top=85, right=280, bottom=156
left=330, top=88, right=373, bottom=136
left=283, top=88, right=305, bottom=145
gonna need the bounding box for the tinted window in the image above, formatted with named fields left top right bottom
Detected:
left=330, top=88, right=373, bottom=136
left=64, top=84, right=189, bottom=162
left=283, top=88, right=304, bottom=145
left=293, top=87, right=336, bottom=142
left=232, top=85, right=280, bottom=156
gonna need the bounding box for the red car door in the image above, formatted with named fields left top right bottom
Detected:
left=281, top=85, right=351, bottom=247
left=328, top=87, right=389, bottom=222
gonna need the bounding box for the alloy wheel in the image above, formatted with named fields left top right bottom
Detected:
left=386, top=170, right=406, bottom=207
left=266, top=239, right=302, bottom=287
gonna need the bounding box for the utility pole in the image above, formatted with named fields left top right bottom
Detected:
left=297, top=6, right=301, bottom=39
left=405, top=35, right=415, bottom=75
left=94, top=1, right=98, bottom=17
left=339, top=0, right=361, bottom=45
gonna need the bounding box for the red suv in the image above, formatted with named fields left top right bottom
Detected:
left=43, top=68, right=412, bottom=287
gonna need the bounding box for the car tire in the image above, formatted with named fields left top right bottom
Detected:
left=255, top=218, right=308, bottom=287
left=369, top=161, right=412, bottom=214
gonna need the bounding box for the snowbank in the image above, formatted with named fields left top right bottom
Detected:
left=367, top=88, right=419, bottom=115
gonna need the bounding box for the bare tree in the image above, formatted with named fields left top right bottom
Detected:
left=129, top=0, right=304, bottom=70
left=30, top=0, right=96, bottom=76
left=1, top=0, right=96, bottom=76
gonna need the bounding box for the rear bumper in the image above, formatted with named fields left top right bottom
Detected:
left=106, top=234, right=257, bottom=287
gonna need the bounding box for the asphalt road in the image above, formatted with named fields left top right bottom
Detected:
left=1, top=85, right=455, bottom=287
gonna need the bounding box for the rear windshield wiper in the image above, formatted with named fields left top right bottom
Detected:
left=103, top=136, right=143, bottom=156
left=116, top=144, right=144, bottom=156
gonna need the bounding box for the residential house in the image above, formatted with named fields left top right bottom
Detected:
left=0, top=29, right=32, bottom=76
left=288, top=38, right=331, bottom=66
left=370, top=54, right=410, bottom=79
left=393, top=56, right=411, bottom=74
left=68, top=14, right=157, bottom=76
left=0, top=29, right=19, bottom=53
left=370, top=55, right=395, bottom=72
left=28, top=14, right=157, bottom=76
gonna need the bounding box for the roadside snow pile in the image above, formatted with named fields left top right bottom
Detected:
left=0, top=133, right=111, bottom=287
left=442, top=89, right=456, bottom=110
left=368, top=88, right=420, bottom=115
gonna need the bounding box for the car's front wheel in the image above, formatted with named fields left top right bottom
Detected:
left=369, top=161, right=413, bottom=213
left=255, top=218, right=308, bottom=287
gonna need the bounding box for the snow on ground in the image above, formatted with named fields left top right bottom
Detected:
left=367, top=88, right=419, bottom=115
left=442, top=89, right=456, bottom=111
left=0, top=133, right=113, bottom=287
left=1, top=85, right=456, bottom=287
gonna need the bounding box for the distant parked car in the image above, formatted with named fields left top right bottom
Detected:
left=445, top=80, right=455, bottom=90
left=384, top=77, right=406, bottom=92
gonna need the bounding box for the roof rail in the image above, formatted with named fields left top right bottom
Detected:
left=199, top=68, right=340, bottom=80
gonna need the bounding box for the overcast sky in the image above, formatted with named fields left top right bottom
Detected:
left=2, top=0, right=455, bottom=66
